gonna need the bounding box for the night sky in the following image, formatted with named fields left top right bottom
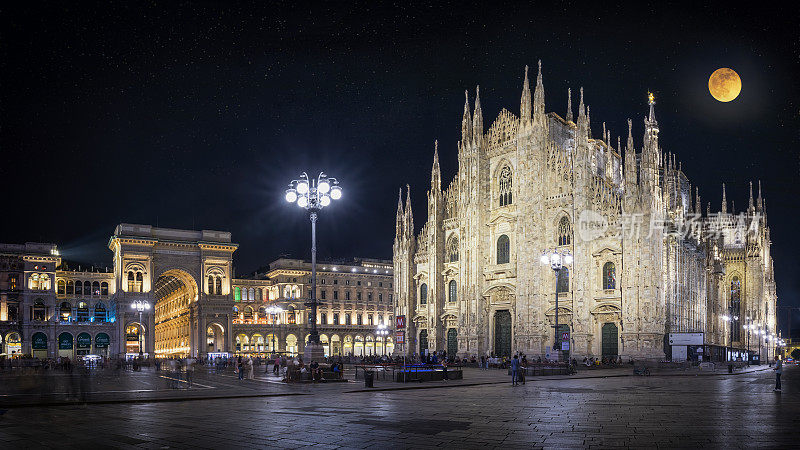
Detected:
left=1, top=3, right=798, bottom=334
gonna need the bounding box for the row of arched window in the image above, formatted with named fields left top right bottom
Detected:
left=418, top=280, right=458, bottom=307
left=127, top=271, right=144, bottom=292
left=58, top=301, right=108, bottom=322
left=28, top=273, right=51, bottom=290
left=57, top=280, right=109, bottom=296
left=208, top=275, right=223, bottom=295
left=234, top=286, right=269, bottom=301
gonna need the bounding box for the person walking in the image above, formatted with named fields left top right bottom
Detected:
left=510, top=354, right=520, bottom=386
left=246, top=356, right=254, bottom=380
left=184, top=357, right=195, bottom=388
left=442, top=360, right=449, bottom=381
left=774, top=359, right=783, bottom=392
left=237, top=356, right=244, bottom=381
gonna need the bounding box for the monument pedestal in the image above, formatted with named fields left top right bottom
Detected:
left=304, top=342, right=325, bottom=362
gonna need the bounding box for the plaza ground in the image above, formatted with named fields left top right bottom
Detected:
left=0, top=364, right=796, bottom=448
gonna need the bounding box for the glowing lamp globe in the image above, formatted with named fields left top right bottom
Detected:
left=318, top=180, right=330, bottom=194
left=330, top=185, right=342, bottom=200
left=320, top=195, right=331, bottom=206
left=285, top=189, right=297, bottom=203
left=297, top=181, right=309, bottom=194
left=297, top=196, right=309, bottom=208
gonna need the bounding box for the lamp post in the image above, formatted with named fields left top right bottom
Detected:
left=744, top=320, right=751, bottom=365
left=376, top=323, right=389, bottom=357
left=130, top=300, right=150, bottom=356
left=285, top=172, right=342, bottom=360
left=540, top=249, right=572, bottom=361
left=265, top=305, right=284, bottom=356
left=721, top=311, right=739, bottom=362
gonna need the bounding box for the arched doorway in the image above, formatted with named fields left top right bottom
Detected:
left=235, top=334, right=249, bottom=353
left=602, top=323, right=619, bottom=357
left=76, top=332, right=92, bottom=357
left=419, top=329, right=428, bottom=355
left=31, top=332, right=48, bottom=359
left=5, top=332, right=22, bottom=356
left=330, top=335, right=341, bottom=356
left=95, top=333, right=110, bottom=357
left=320, top=334, right=330, bottom=357
left=343, top=335, right=353, bottom=355
left=58, top=332, right=74, bottom=359
left=286, top=334, right=298, bottom=356
left=206, top=323, right=225, bottom=353
left=252, top=334, right=265, bottom=353
left=126, top=323, right=145, bottom=355
left=494, top=310, right=511, bottom=357
left=447, top=328, right=458, bottom=358
left=153, top=269, right=198, bottom=357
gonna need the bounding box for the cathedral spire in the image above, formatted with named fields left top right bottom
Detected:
left=405, top=184, right=413, bottom=236
left=748, top=181, right=755, bottom=212
left=533, top=60, right=545, bottom=118
left=721, top=183, right=727, bottom=214
left=520, top=65, right=531, bottom=127
left=473, top=86, right=483, bottom=148
left=395, top=187, right=404, bottom=238
left=627, top=118, right=634, bottom=151
left=586, top=106, right=591, bottom=138
left=757, top=180, right=763, bottom=211
left=695, top=187, right=701, bottom=216
left=397, top=187, right=404, bottom=217
left=566, top=88, right=573, bottom=123
left=577, top=87, right=587, bottom=138
left=461, top=90, right=472, bottom=146
left=602, top=122, right=607, bottom=144
left=431, top=140, right=441, bottom=192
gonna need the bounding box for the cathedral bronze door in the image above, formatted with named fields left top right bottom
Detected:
left=602, top=323, right=618, bottom=357
left=494, top=310, right=511, bottom=357
left=447, top=328, right=457, bottom=357
left=419, top=329, right=428, bottom=355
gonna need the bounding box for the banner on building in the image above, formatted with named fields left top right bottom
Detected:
left=396, top=315, right=405, bottom=329
left=395, top=331, right=405, bottom=344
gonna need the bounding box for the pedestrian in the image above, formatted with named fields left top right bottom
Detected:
left=184, top=357, right=195, bottom=388
left=774, top=359, right=782, bottom=392
left=237, top=356, right=244, bottom=381
left=510, top=354, right=520, bottom=386
left=246, top=356, right=254, bottom=380
left=442, top=360, right=449, bottom=381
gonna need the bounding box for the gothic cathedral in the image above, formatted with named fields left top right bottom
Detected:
left=393, top=62, right=777, bottom=362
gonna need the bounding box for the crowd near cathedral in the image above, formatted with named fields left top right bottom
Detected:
left=0, top=62, right=778, bottom=365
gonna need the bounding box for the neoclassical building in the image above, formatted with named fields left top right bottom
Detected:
left=393, top=62, right=778, bottom=362
left=1, top=224, right=393, bottom=360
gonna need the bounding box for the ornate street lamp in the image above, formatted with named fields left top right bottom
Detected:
left=130, top=300, right=150, bottom=356
left=285, top=172, right=341, bottom=359
left=540, top=249, right=572, bottom=361
left=265, top=305, right=284, bottom=355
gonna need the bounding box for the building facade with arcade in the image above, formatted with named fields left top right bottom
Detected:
left=1, top=224, right=394, bottom=360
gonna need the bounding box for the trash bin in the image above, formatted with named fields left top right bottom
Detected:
left=364, top=370, right=375, bottom=388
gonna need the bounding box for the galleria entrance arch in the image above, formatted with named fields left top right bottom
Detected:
left=109, top=224, right=238, bottom=358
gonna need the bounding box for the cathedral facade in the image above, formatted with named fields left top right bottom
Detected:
left=393, top=62, right=778, bottom=362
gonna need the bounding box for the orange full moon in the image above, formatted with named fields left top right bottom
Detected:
left=708, top=68, right=741, bottom=102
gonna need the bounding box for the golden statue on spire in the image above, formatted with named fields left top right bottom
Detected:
left=648, top=91, right=655, bottom=104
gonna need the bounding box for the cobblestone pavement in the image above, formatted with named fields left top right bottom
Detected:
left=0, top=365, right=796, bottom=448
